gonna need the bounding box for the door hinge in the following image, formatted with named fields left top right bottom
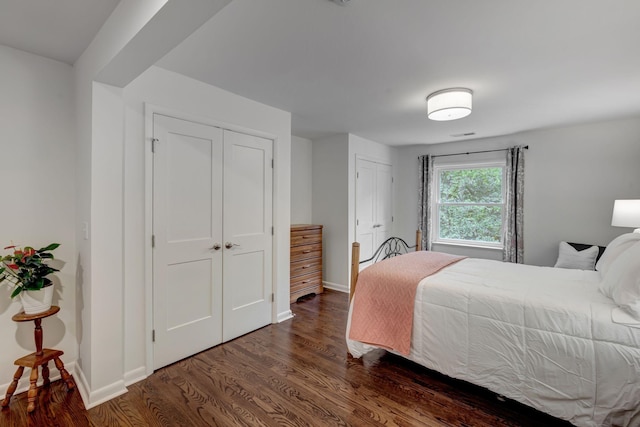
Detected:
left=356, top=219, right=359, bottom=226
left=271, top=226, right=274, bottom=235
left=152, top=138, right=159, bottom=153
left=392, top=177, right=394, bottom=183
left=392, top=216, right=394, bottom=222
left=152, top=330, right=156, bottom=342
left=271, top=293, right=274, bottom=302
left=356, top=172, right=359, bottom=178
left=152, top=235, right=156, bottom=248
left=271, top=158, right=274, bottom=168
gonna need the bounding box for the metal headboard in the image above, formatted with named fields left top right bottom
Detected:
left=359, top=237, right=416, bottom=265
left=349, top=230, right=422, bottom=302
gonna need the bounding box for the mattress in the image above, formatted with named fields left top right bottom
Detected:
left=347, top=258, right=640, bottom=427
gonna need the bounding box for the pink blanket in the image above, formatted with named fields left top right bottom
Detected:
left=349, top=251, right=465, bottom=356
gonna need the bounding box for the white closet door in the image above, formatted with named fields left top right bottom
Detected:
left=375, top=163, right=393, bottom=246
left=222, top=129, right=273, bottom=341
left=355, top=158, right=393, bottom=267
left=152, top=114, right=223, bottom=369
left=356, top=158, right=377, bottom=264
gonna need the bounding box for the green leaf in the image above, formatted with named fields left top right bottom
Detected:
left=38, top=243, right=60, bottom=252
left=10, top=286, right=22, bottom=298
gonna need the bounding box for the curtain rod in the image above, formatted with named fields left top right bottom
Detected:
left=430, top=145, right=529, bottom=159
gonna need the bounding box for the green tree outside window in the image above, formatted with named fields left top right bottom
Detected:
left=437, top=167, right=504, bottom=244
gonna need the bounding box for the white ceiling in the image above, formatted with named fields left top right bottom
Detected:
left=2, top=0, right=640, bottom=146
left=0, top=0, right=119, bottom=65
left=158, top=0, right=640, bottom=145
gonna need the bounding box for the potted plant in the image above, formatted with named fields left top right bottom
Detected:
left=0, top=243, right=60, bottom=314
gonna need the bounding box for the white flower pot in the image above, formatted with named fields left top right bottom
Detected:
left=19, top=286, right=54, bottom=314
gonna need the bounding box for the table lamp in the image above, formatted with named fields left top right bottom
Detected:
left=611, top=199, right=640, bottom=233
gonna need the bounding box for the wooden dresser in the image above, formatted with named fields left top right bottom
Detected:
left=290, top=224, right=323, bottom=302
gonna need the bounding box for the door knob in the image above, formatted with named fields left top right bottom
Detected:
left=211, top=243, right=221, bottom=250
left=225, top=242, right=239, bottom=249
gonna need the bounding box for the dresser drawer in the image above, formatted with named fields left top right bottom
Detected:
left=291, top=243, right=322, bottom=261
left=290, top=272, right=322, bottom=293
left=290, top=257, right=322, bottom=278
left=291, top=229, right=322, bottom=247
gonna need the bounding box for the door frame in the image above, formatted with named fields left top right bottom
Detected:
left=143, top=103, right=278, bottom=376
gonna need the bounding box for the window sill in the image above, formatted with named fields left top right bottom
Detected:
left=432, top=241, right=503, bottom=251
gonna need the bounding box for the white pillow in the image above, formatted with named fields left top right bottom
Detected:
left=596, top=233, right=640, bottom=276
left=606, top=241, right=640, bottom=321
left=554, top=241, right=599, bottom=270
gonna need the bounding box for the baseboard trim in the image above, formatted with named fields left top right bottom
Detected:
left=323, top=281, right=348, bottom=294
left=277, top=309, right=294, bottom=323
left=124, top=366, right=148, bottom=387
left=75, top=365, right=127, bottom=410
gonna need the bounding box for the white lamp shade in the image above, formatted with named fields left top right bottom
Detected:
left=427, top=88, right=473, bottom=121
left=611, top=199, right=640, bottom=228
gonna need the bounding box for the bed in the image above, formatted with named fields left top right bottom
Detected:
left=346, top=233, right=640, bottom=427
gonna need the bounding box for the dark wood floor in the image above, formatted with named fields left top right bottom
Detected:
left=1, top=289, right=572, bottom=426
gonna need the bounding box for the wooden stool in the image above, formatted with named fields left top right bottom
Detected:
left=1, top=306, right=75, bottom=413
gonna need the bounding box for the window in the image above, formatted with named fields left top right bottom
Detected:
left=433, top=161, right=505, bottom=248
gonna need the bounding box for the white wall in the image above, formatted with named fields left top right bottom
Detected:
left=312, top=133, right=398, bottom=292
left=312, top=134, right=349, bottom=289
left=122, top=65, right=292, bottom=378
left=72, top=0, right=235, bottom=408
left=291, top=135, right=313, bottom=224
left=90, top=82, right=127, bottom=394
left=72, top=1, right=172, bottom=406
left=395, top=117, right=640, bottom=266
left=0, top=46, right=77, bottom=388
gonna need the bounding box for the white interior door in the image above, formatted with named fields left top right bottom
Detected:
left=222, top=129, right=273, bottom=341
left=375, top=163, right=393, bottom=245
left=356, top=158, right=376, bottom=264
left=152, top=114, right=223, bottom=369
left=355, top=158, right=393, bottom=267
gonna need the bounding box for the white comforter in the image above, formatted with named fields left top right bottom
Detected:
left=347, top=258, right=640, bottom=427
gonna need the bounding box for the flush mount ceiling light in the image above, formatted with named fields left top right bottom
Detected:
left=426, top=88, right=473, bottom=121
